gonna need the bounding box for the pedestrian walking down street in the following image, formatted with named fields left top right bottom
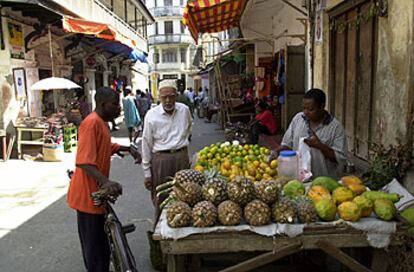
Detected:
left=67, top=87, right=142, bottom=272
left=141, top=79, right=193, bottom=222
left=176, top=87, right=194, bottom=118
left=138, top=91, right=151, bottom=121
left=122, top=86, right=141, bottom=143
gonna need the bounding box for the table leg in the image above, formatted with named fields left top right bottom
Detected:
left=2, top=136, right=6, bottom=161
left=167, top=254, right=186, bottom=272
left=17, top=129, right=22, bottom=159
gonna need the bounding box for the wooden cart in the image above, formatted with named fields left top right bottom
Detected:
left=153, top=223, right=404, bottom=272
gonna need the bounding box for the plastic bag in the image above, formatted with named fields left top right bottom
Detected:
left=297, top=137, right=312, bottom=182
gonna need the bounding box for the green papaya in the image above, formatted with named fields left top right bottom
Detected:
left=374, top=199, right=397, bottom=221
left=361, top=191, right=402, bottom=203
left=282, top=180, right=305, bottom=198
left=312, top=176, right=340, bottom=192
left=400, top=207, right=414, bottom=226
left=315, top=198, right=337, bottom=222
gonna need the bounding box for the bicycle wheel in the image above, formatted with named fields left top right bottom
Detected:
left=106, top=220, right=138, bottom=272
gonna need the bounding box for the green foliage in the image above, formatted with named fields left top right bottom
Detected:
left=362, top=141, right=411, bottom=190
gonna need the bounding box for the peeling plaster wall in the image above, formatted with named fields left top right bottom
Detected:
left=313, top=0, right=414, bottom=147
left=372, top=0, right=414, bottom=146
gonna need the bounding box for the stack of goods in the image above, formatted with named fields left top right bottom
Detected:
left=16, top=117, right=48, bottom=128
left=158, top=143, right=405, bottom=229
left=193, top=141, right=278, bottom=182
left=63, top=125, right=77, bottom=152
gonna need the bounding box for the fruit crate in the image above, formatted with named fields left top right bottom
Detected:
left=63, top=126, right=77, bottom=136
left=64, top=141, right=77, bottom=153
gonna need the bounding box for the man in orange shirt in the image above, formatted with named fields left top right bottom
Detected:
left=67, top=87, right=141, bottom=272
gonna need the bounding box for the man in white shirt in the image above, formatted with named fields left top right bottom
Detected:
left=141, top=79, right=193, bottom=220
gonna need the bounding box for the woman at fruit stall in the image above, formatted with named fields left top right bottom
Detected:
left=269, top=88, right=348, bottom=179
left=249, top=100, right=278, bottom=144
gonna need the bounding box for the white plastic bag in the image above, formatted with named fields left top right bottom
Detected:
left=297, top=137, right=312, bottom=182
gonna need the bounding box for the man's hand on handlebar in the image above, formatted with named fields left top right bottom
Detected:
left=100, top=180, right=123, bottom=196
left=144, top=177, right=153, bottom=191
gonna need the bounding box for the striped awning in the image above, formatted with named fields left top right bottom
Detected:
left=182, top=0, right=248, bottom=43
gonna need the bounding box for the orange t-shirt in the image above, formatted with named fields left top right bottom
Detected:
left=67, top=112, right=120, bottom=214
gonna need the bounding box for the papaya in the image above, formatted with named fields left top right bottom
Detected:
left=346, top=184, right=367, bottom=196
left=341, top=175, right=363, bottom=187
left=315, top=198, right=337, bottom=222
left=312, top=176, right=340, bottom=192
left=400, top=207, right=414, bottom=226
left=332, top=187, right=354, bottom=205
left=352, top=196, right=373, bottom=217
left=374, top=199, right=397, bottom=221
left=307, top=185, right=331, bottom=203
left=282, top=180, right=305, bottom=198
left=361, top=191, right=402, bottom=203
left=338, top=201, right=361, bottom=222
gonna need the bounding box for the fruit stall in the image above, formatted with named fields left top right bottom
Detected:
left=152, top=142, right=414, bottom=272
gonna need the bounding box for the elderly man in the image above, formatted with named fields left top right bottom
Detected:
left=142, top=79, right=193, bottom=219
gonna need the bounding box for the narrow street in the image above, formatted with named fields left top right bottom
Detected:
left=0, top=117, right=223, bottom=272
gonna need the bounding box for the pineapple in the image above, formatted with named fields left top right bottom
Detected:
left=156, top=169, right=206, bottom=207
left=227, top=176, right=256, bottom=207
left=166, top=201, right=192, bottom=228
left=174, top=169, right=206, bottom=185
left=244, top=200, right=271, bottom=226
left=254, top=180, right=280, bottom=205
left=173, top=181, right=202, bottom=206
left=295, top=196, right=318, bottom=224
left=272, top=197, right=297, bottom=224
left=202, top=170, right=228, bottom=205
left=217, top=200, right=242, bottom=226
left=192, top=201, right=217, bottom=227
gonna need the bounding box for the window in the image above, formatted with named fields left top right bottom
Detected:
left=163, top=74, right=178, bottom=79
left=154, top=51, right=160, bottom=64
left=180, top=0, right=184, bottom=6
left=155, top=22, right=159, bottom=35
left=180, top=48, right=186, bottom=63
left=127, top=1, right=135, bottom=28
left=162, top=48, right=177, bottom=63
left=164, top=0, right=173, bottom=6
left=180, top=22, right=185, bottom=34
left=164, top=21, right=173, bottom=34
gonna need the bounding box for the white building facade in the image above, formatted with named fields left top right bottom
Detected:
left=146, top=0, right=199, bottom=96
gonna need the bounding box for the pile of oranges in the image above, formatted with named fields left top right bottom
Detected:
left=194, top=142, right=278, bottom=182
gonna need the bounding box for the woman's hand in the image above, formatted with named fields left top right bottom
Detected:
left=304, top=130, right=322, bottom=149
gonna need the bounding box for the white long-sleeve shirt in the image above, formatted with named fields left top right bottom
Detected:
left=141, top=103, right=193, bottom=178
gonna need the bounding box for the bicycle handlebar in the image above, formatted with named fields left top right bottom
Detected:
left=91, top=189, right=118, bottom=207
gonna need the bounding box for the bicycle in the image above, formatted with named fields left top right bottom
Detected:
left=91, top=189, right=138, bottom=272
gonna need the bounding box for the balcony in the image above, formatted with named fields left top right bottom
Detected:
left=149, top=34, right=193, bottom=45
left=149, top=6, right=184, bottom=17
left=52, top=0, right=147, bottom=51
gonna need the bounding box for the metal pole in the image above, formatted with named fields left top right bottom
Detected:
left=48, top=25, right=55, bottom=77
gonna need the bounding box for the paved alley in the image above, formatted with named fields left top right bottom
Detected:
left=0, top=117, right=224, bottom=272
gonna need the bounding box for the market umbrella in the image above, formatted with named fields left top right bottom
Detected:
left=30, top=77, right=81, bottom=91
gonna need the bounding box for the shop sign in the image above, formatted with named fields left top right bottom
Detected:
left=315, top=11, right=323, bottom=44
left=316, top=0, right=326, bottom=12
left=7, top=21, right=24, bottom=59
left=12, top=68, right=27, bottom=99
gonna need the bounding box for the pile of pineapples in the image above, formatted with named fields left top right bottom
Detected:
left=157, top=169, right=319, bottom=228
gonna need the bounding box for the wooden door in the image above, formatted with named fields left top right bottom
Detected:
left=329, top=0, right=377, bottom=160
left=283, top=45, right=306, bottom=131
